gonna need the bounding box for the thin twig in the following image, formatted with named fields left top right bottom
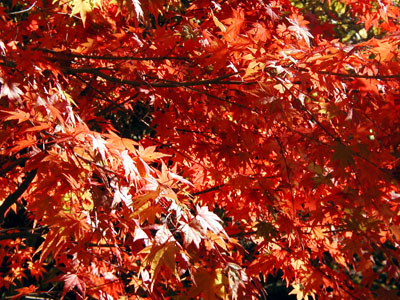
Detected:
left=274, top=135, right=295, bottom=216
left=8, top=1, right=37, bottom=15
left=186, top=86, right=258, bottom=111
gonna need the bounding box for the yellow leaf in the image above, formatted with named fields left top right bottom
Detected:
left=211, top=10, right=226, bottom=33
left=334, top=254, right=348, bottom=269
left=132, top=189, right=160, bottom=210
left=214, top=268, right=227, bottom=300
left=141, top=242, right=179, bottom=290
left=289, top=283, right=305, bottom=300
left=390, top=225, right=400, bottom=240
left=207, top=231, right=228, bottom=251
left=189, top=268, right=227, bottom=300
left=311, top=227, right=325, bottom=240
left=70, top=0, right=92, bottom=25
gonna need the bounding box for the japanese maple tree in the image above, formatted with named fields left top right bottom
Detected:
left=1, top=0, right=400, bottom=299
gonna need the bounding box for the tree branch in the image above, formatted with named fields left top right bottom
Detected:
left=296, top=66, right=400, bottom=80
left=274, top=135, right=295, bottom=216
left=0, top=169, right=37, bottom=223
left=192, top=184, right=225, bottom=196
left=0, top=226, right=47, bottom=241
left=186, top=86, right=258, bottom=111
left=8, top=1, right=37, bottom=15
left=317, top=70, right=400, bottom=79
left=0, top=157, right=28, bottom=177
left=39, top=48, right=191, bottom=61
left=63, top=68, right=254, bottom=87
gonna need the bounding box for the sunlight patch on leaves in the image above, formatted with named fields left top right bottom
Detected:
left=287, top=17, right=313, bottom=47
left=196, top=205, right=227, bottom=237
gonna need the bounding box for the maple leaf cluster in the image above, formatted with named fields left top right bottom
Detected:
left=0, top=0, right=400, bottom=299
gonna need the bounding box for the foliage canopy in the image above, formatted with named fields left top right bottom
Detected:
left=1, top=0, right=400, bottom=299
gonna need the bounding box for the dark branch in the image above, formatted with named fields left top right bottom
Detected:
left=8, top=1, right=37, bottom=15
left=186, top=86, right=257, bottom=111
left=39, top=48, right=191, bottom=61
left=63, top=68, right=254, bottom=87
left=296, top=67, right=400, bottom=80
left=0, top=226, right=46, bottom=241
left=274, top=135, right=295, bottom=216
left=0, top=157, right=28, bottom=177
left=317, top=70, right=400, bottom=79
left=192, top=184, right=225, bottom=196
left=0, top=169, right=37, bottom=223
